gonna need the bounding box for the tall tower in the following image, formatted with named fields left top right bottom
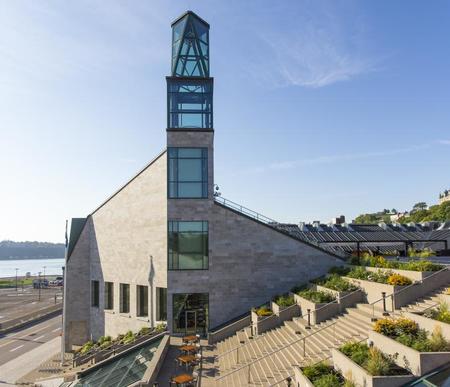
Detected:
left=167, top=11, right=213, bottom=199
left=166, top=11, right=213, bottom=335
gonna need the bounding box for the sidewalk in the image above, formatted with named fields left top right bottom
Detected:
left=0, top=336, right=61, bottom=386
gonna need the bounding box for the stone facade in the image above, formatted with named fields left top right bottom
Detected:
left=167, top=202, right=342, bottom=331
left=64, top=151, right=168, bottom=349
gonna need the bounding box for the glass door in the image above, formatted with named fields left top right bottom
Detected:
left=173, top=293, right=209, bottom=336
left=185, top=310, right=197, bottom=334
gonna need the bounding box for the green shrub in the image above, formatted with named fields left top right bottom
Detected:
left=339, top=341, right=405, bottom=376
left=302, top=362, right=343, bottom=386
left=329, top=266, right=351, bottom=276
left=340, top=342, right=369, bottom=366
left=315, top=274, right=358, bottom=292
left=302, top=362, right=331, bottom=381
left=155, top=323, right=167, bottom=332
left=122, top=330, right=136, bottom=344
left=273, top=294, right=295, bottom=307
left=314, top=374, right=341, bottom=387
left=139, top=326, right=152, bottom=335
left=365, top=348, right=391, bottom=376
left=374, top=318, right=450, bottom=352
left=424, top=301, right=450, bottom=324
left=253, top=305, right=273, bottom=317
left=296, top=289, right=335, bottom=303
left=346, top=267, right=391, bottom=284
left=386, top=274, right=412, bottom=286
left=291, top=283, right=307, bottom=294
left=80, top=340, right=94, bottom=354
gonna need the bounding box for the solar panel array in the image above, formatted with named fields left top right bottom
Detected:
left=274, top=221, right=450, bottom=256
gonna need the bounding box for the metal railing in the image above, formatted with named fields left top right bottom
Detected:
left=214, top=196, right=278, bottom=225
left=367, top=266, right=448, bottom=320
left=216, top=288, right=361, bottom=363
left=216, top=267, right=449, bottom=385
left=214, top=196, right=349, bottom=259
left=267, top=336, right=369, bottom=387
left=216, top=288, right=362, bottom=383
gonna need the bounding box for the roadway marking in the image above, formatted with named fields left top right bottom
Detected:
left=0, top=322, right=58, bottom=349
left=10, top=344, right=24, bottom=352
left=33, top=335, right=45, bottom=341
left=52, top=328, right=61, bottom=332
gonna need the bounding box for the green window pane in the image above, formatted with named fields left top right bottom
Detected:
left=168, top=221, right=208, bottom=270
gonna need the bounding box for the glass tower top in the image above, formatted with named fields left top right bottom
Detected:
left=168, top=11, right=213, bottom=130
left=171, top=11, right=209, bottom=78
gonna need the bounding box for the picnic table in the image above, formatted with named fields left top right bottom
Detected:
left=182, top=335, right=198, bottom=343
left=171, top=373, right=194, bottom=385
left=179, top=344, right=197, bottom=353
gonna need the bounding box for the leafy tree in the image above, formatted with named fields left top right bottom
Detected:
left=413, top=202, right=428, bottom=211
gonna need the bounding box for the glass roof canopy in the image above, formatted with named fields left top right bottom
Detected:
left=72, top=337, right=162, bottom=387
left=171, top=11, right=209, bottom=77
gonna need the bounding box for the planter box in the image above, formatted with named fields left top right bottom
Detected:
left=363, top=266, right=432, bottom=282
left=402, top=311, right=450, bottom=341
left=439, top=293, right=450, bottom=305
left=251, top=310, right=278, bottom=336
left=369, top=330, right=450, bottom=376
left=332, top=348, right=415, bottom=387
left=271, top=301, right=300, bottom=320
left=293, top=366, right=315, bottom=387
left=291, top=292, right=339, bottom=325
left=250, top=302, right=301, bottom=336
left=314, top=285, right=364, bottom=311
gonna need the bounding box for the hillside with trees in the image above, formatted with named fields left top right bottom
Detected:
left=354, top=201, right=450, bottom=224
left=0, top=241, right=65, bottom=260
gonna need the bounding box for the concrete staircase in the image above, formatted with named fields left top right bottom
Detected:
left=202, top=286, right=450, bottom=386
left=399, top=286, right=448, bottom=314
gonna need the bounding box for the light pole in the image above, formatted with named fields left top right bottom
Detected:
left=15, top=268, right=19, bottom=292
left=43, top=266, right=46, bottom=282
left=38, top=271, right=41, bottom=301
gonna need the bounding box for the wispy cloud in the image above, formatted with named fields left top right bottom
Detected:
left=438, top=140, right=450, bottom=145
left=244, top=2, right=379, bottom=88
left=240, top=143, right=432, bottom=175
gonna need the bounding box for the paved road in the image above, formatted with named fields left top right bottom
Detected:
left=0, top=314, right=62, bottom=366
left=0, top=286, right=62, bottom=323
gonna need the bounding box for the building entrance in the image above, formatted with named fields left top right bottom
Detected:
left=173, top=293, right=208, bottom=336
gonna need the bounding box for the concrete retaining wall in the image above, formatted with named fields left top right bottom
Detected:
left=292, top=293, right=339, bottom=325
left=402, top=311, right=450, bottom=340
left=332, top=348, right=414, bottom=387
left=369, top=330, right=450, bottom=376
left=208, top=315, right=251, bottom=345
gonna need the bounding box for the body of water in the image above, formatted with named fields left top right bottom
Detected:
left=0, top=258, right=65, bottom=278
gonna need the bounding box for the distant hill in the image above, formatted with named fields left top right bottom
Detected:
left=354, top=201, right=450, bottom=224
left=0, top=240, right=65, bottom=260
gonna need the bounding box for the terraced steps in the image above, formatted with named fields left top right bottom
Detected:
left=202, top=283, right=450, bottom=386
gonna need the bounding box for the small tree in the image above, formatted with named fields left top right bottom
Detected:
left=413, top=202, right=427, bottom=211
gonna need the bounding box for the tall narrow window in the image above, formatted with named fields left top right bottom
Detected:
left=168, top=148, right=208, bottom=198
left=91, top=280, right=99, bottom=307
left=136, top=285, right=148, bottom=317
left=156, top=287, right=167, bottom=321
left=104, top=282, right=114, bottom=310
left=169, top=221, right=208, bottom=270
left=120, top=283, right=130, bottom=314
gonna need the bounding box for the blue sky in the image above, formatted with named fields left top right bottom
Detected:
left=1, top=1, right=449, bottom=243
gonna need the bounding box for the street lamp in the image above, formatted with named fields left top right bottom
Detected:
left=43, top=266, right=46, bottom=282
left=38, top=271, right=42, bottom=301
left=15, top=268, right=19, bottom=292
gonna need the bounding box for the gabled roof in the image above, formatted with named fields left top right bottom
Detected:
left=67, top=149, right=166, bottom=259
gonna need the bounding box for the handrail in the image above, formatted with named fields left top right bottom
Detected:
left=366, top=266, right=448, bottom=319
left=217, top=267, right=449, bottom=384
left=217, top=287, right=361, bottom=360
left=267, top=336, right=369, bottom=387
left=214, top=196, right=278, bottom=225
left=216, top=319, right=339, bottom=381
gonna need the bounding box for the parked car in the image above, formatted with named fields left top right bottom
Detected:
left=33, top=278, right=49, bottom=288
